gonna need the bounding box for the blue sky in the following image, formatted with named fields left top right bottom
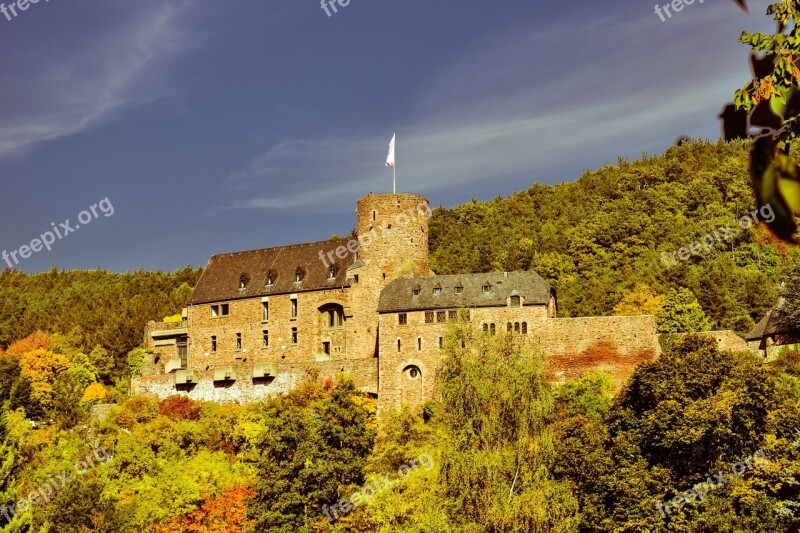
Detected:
left=0, top=0, right=776, bottom=273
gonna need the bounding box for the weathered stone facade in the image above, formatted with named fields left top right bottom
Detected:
left=135, top=191, right=682, bottom=410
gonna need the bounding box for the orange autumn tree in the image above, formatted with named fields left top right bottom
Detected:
left=155, top=485, right=255, bottom=533
left=7, top=331, right=72, bottom=408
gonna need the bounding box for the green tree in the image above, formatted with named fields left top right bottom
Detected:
left=437, top=322, right=578, bottom=531
left=781, top=261, right=800, bottom=332
left=656, top=288, right=712, bottom=333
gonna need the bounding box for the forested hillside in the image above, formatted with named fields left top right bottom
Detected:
left=428, top=140, right=796, bottom=333
left=0, top=267, right=201, bottom=384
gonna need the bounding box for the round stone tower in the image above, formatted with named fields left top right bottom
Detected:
left=346, top=192, right=431, bottom=359
left=355, top=192, right=430, bottom=282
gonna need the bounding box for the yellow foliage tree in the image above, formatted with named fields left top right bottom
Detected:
left=613, top=283, right=664, bottom=317
left=81, top=382, right=109, bottom=404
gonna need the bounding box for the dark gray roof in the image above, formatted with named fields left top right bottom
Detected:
left=187, top=238, right=355, bottom=305
left=378, top=271, right=553, bottom=313
left=746, top=309, right=787, bottom=340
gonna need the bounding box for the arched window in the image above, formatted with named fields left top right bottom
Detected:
left=514, top=322, right=520, bottom=333
left=320, top=304, right=344, bottom=329
left=507, top=322, right=512, bottom=332
left=522, top=322, right=528, bottom=334
left=404, top=365, right=421, bottom=380
left=483, top=323, right=489, bottom=332
left=490, top=323, right=496, bottom=335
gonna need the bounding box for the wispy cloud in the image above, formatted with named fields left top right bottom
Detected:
left=223, top=3, right=758, bottom=212
left=0, top=1, right=197, bottom=158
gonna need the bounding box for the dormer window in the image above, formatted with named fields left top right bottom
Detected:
left=295, top=268, right=304, bottom=282
left=328, top=266, right=337, bottom=279
left=412, top=285, right=421, bottom=296
left=239, top=274, right=249, bottom=290
left=433, top=284, right=441, bottom=296
left=510, top=295, right=521, bottom=307
left=266, top=271, right=275, bottom=286
left=482, top=283, right=491, bottom=293
left=454, top=283, right=463, bottom=295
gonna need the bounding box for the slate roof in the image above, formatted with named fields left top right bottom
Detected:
left=746, top=309, right=788, bottom=340
left=378, top=271, right=553, bottom=313
left=187, top=238, right=355, bottom=305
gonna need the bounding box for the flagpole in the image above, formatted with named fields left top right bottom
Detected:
left=393, top=133, right=396, bottom=194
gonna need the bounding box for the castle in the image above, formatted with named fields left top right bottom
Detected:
left=134, top=192, right=663, bottom=410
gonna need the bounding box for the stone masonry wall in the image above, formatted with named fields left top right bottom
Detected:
left=377, top=313, right=661, bottom=410
left=541, top=316, right=660, bottom=388
left=187, top=287, right=356, bottom=372
left=377, top=305, right=550, bottom=411
left=131, top=358, right=379, bottom=403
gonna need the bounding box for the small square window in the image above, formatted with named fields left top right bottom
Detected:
left=482, top=284, right=491, bottom=293
left=455, top=285, right=463, bottom=295
left=436, top=311, right=446, bottom=323
left=399, top=313, right=408, bottom=325
left=433, top=287, right=441, bottom=296
left=425, top=311, right=434, bottom=324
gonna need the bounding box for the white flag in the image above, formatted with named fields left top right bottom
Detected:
left=385, top=133, right=395, bottom=168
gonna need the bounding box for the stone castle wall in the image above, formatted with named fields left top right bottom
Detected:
left=540, top=316, right=660, bottom=388
left=186, top=287, right=355, bottom=370
left=132, top=358, right=379, bottom=403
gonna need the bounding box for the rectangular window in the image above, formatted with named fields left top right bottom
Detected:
left=291, top=327, right=298, bottom=345
left=448, top=310, right=457, bottom=321
left=438, top=337, right=443, bottom=349
left=211, top=336, right=217, bottom=353
left=455, top=286, right=463, bottom=294
left=236, top=333, right=242, bottom=350
left=262, top=302, right=269, bottom=322
left=262, top=330, right=269, bottom=348
left=399, top=313, right=408, bottom=325
left=220, top=304, right=229, bottom=316
left=323, top=341, right=331, bottom=355
left=437, top=311, right=446, bottom=323
left=291, top=298, right=298, bottom=319
left=397, top=339, right=401, bottom=352
left=425, top=311, right=434, bottom=324
left=417, top=338, right=422, bottom=351
left=211, top=305, right=218, bottom=318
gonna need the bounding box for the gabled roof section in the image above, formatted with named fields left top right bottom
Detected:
left=378, top=271, right=552, bottom=313
left=746, top=309, right=788, bottom=340
left=188, top=238, right=354, bottom=305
